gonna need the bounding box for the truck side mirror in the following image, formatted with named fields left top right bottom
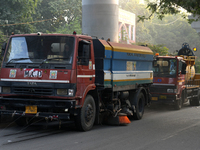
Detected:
left=1, top=43, right=7, bottom=56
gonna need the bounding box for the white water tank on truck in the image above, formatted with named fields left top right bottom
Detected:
left=82, top=0, right=119, bottom=42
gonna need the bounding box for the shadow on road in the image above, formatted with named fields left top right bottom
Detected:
left=146, top=102, right=191, bottom=113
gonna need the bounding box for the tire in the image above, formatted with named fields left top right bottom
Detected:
left=75, top=95, right=96, bottom=131
left=189, top=99, right=196, bottom=106
left=132, top=92, right=145, bottom=120
left=174, top=98, right=182, bottom=110
left=190, top=89, right=200, bottom=106
left=174, top=91, right=184, bottom=110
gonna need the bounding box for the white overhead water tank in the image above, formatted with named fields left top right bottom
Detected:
left=82, top=0, right=119, bottom=42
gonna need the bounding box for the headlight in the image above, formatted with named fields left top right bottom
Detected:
left=2, top=87, right=10, bottom=93
left=167, top=89, right=177, bottom=93
left=68, top=89, right=74, bottom=96
left=57, top=89, right=68, bottom=95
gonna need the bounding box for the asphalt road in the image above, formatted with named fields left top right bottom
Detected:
left=0, top=103, right=200, bottom=150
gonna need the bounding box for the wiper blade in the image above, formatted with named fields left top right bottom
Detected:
left=7, top=58, right=30, bottom=64
left=41, top=57, right=70, bottom=64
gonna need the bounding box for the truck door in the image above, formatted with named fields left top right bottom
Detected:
left=77, top=39, right=95, bottom=91
left=178, top=60, right=186, bottom=94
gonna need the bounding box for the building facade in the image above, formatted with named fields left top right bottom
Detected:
left=118, top=8, right=136, bottom=44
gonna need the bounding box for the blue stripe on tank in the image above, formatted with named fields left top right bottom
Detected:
left=103, top=50, right=153, bottom=72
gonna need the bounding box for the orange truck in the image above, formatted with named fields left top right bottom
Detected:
left=150, top=43, right=200, bottom=109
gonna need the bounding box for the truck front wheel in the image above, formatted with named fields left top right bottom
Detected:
left=75, top=95, right=96, bottom=131
left=174, top=98, right=182, bottom=110
left=132, top=92, right=145, bottom=120
left=174, top=92, right=184, bottom=110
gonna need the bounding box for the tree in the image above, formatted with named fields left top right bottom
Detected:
left=195, top=58, right=200, bottom=73
left=0, top=0, right=39, bottom=35
left=136, top=42, right=169, bottom=55
left=0, top=30, right=7, bottom=49
left=33, top=0, right=82, bottom=33
left=120, top=0, right=200, bottom=57
left=148, top=44, right=169, bottom=55
left=55, top=17, right=82, bottom=34
left=0, top=0, right=82, bottom=34
left=144, top=0, right=200, bottom=21
left=146, top=14, right=200, bottom=56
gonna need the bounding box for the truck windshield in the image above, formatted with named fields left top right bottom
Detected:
left=4, top=36, right=75, bottom=64
left=153, top=58, right=177, bottom=77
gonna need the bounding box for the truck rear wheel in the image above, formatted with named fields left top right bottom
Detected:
left=132, top=92, right=145, bottom=120
left=75, top=95, right=96, bottom=131
left=190, top=89, right=200, bottom=106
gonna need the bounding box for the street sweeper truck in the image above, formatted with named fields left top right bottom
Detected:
left=0, top=32, right=153, bottom=131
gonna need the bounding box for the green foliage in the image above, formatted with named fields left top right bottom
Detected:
left=0, top=30, right=8, bottom=63
left=0, top=0, right=199, bottom=60
left=0, top=0, right=82, bottom=34
left=195, top=58, right=200, bottom=73
left=33, top=0, right=82, bottom=33
left=136, top=42, right=169, bottom=55
left=120, top=1, right=200, bottom=57
left=0, top=30, right=7, bottom=46
left=148, top=44, right=169, bottom=56
left=55, top=17, right=82, bottom=34
left=147, top=15, right=200, bottom=56
left=0, top=0, right=38, bottom=34
left=144, top=0, right=200, bottom=21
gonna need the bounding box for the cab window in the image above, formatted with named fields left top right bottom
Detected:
left=78, top=40, right=91, bottom=66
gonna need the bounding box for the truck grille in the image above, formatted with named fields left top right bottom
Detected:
left=13, top=87, right=53, bottom=96
left=150, top=85, right=176, bottom=93
left=150, top=87, right=167, bottom=93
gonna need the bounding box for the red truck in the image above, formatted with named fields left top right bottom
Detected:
left=0, top=32, right=153, bottom=131
left=150, top=43, right=200, bottom=109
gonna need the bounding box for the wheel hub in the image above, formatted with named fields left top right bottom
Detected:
left=85, top=104, right=94, bottom=123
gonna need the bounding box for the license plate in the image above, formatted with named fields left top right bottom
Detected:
left=151, top=97, right=158, bottom=100
left=159, top=95, right=167, bottom=99
left=25, top=105, right=37, bottom=114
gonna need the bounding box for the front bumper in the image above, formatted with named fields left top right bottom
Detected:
left=0, top=97, right=78, bottom=120
left=0, top=110, right=71, bottom=120
left=151, top=93, right=178, bottom=103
